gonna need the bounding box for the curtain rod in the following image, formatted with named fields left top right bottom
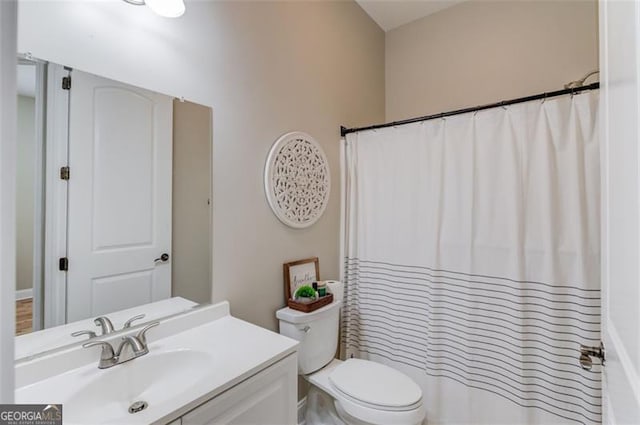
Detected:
left=340, top=82, right=600, bottom=137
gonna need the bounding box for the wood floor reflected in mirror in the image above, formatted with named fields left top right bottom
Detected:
left=16, top=298, right=33, bottom=335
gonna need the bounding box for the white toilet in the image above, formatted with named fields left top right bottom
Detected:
left=276, top=293, right=425, bottom=425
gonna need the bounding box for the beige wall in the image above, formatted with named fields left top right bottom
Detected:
left=16, top=95, right=35, bottom=292
left=172, top=99, right=212, bottom=304
left=206, top=2, right=384, bottom=330
left=385, top=0, right=599, bottom=121
left=19, top=1, right=385, bottom=330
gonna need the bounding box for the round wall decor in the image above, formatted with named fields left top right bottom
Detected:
left=264, top=132, right=331, bottom=228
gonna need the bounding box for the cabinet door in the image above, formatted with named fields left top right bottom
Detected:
left=182, top=354, right=297, bottom=425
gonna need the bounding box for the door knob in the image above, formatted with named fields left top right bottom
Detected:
left=154, top=253, right=170, bottom=264
left=579, top=342, right=605, bottom=371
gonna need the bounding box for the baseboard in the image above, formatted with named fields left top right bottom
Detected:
left=16, top=288, right=33, bottom=301
left=297, top=396, right=307, bottom=425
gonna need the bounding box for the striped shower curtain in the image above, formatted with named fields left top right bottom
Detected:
left=340, top=91, right=600, bottom=425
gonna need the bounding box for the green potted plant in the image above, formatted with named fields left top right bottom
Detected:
left=294, top=285, right=317, bottom=304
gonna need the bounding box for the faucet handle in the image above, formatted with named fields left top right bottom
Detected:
left=71, top=330, right=97, bottom=340
left=123, top=314, right=146, bottom=329
left=136, top=322, right=159, bottom=345
left=83, top=340, right=116, bottom=360
left=94, top=316, right=115, bottom=335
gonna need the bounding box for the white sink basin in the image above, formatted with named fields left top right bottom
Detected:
left=64, top=350, right=213, bottom=424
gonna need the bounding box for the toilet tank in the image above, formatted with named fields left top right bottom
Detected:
left=276, top=300, right=341, bottom=375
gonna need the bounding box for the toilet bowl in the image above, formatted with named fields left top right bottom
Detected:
left=276, top=294, right=425, bottom=425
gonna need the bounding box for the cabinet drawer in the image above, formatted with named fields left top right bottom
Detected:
left=182, top=353, right=297, bottom=425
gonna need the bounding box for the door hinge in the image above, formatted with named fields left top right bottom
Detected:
left=59, top=257, right=69, bottom=271
left=62, top=76, right=71, bottom=90
left=60, top=166, right=70, bottom=180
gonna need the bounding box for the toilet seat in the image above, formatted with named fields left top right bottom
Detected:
left=329, top=359, right=423, bottom=410
left=305, top=359, right=425, bottom=425
left=331, top=383, right=423, bottom=412
left=331, top=390, right=425, bottom=425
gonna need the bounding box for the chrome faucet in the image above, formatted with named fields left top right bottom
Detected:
left=83, top=322, right=159, bottom=369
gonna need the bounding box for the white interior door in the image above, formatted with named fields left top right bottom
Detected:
left=66, top=70, right=172, bottom=322
left=600, top=0, right=640, bottom=423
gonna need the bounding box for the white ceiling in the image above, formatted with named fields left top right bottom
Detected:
left=355, top=0, right=465, bottom=32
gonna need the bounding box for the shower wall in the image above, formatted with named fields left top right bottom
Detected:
left=385, top=0, right=599, bottom=121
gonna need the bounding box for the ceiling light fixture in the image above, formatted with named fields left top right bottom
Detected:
left=123, top=0, right=185, bottom=18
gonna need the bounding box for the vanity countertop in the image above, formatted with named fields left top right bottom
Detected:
left=15, top=302, right=299, bottom=424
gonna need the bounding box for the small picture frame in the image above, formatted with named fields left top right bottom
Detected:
left=283, top=257, right=320, bottom=301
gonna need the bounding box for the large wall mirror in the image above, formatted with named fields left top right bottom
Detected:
left=15, top=56, right=213, bottom=359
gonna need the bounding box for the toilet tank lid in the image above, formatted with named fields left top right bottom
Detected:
left=276, top=300, right=342, bottom=324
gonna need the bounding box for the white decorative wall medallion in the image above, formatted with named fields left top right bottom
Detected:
left=264, top=132, right=331, bottom=228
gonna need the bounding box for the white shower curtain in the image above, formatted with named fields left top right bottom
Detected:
left=340, top=91, right=600, bottom=425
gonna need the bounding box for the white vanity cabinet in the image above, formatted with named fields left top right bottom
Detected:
left=172, top=353, right=297, bottom=425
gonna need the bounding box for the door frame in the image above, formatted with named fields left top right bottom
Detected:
left=17, top=54, right=48, bottom=332
left=599, top=0, right=640, bottom=422
left=0, top=0, right=17, bottom=403
left=43, top=63, right=70, bottom=328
